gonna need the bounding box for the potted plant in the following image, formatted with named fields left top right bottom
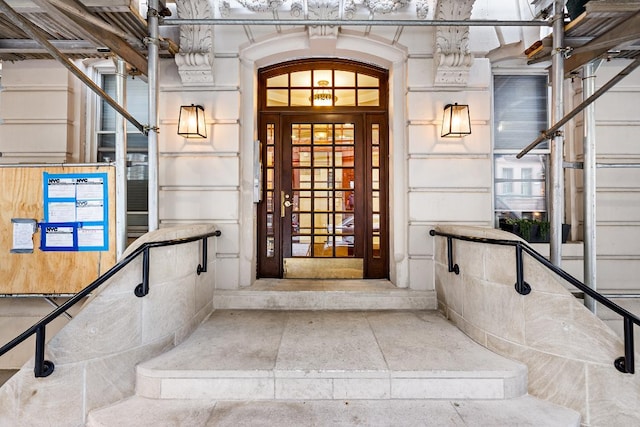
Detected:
left=499, top=218, right=570, bottom=243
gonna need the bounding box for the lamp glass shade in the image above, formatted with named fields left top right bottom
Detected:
left=441, top=103, right=471, bottom=137
left=178, top=104, right=207, bottom=138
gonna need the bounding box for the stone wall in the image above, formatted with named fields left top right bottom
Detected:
left=433, top=224, right=640, bottom=426
left=0, top=225, right=219, bottom=426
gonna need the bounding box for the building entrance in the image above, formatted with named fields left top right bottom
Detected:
left=257, top=60, right=388, bottom=279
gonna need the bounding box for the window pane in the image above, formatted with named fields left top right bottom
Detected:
left=291, top=89, right=311, bottom=106
left=494, top=75, right=548, bottom=150
left=494, top=154, right=547, bottom=220
left=334, top=89, right=356, bottom=106
left=267, top=74, right=288, bottom=87
left=291, top=71, right=311, bottom=87
left=357, top=74, right=379, bottom=87
left=358, top=89, right=379, bottom=106
left=335, top=70, right=355, bottom=87
left=267, top=89, right=288, bottom=106
left=314, top=70, right=332, bottom=86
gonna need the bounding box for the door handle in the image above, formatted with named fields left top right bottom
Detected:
left=281, top=191, right=292, bottom=217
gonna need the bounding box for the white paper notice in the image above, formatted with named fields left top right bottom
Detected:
left=12, top=221, right=35, bottom=251
left=76, top=200, right=104, bottom=222
left=78, top=226, right=104, bottom=247
left=48, top=202, right=76, bottom=222
left=45, top=226, right=74, bottom=247
left=76, top=178, right=104, bottom=200
left=47, top=178, right=76, bottom=198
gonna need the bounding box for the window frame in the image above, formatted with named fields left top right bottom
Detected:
left=492, top=71, right=551, bottom=225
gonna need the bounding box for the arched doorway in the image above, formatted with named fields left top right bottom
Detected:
left=257, top=59, right=389, bottom=279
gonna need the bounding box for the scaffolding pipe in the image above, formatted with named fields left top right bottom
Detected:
left=147, top=0, right=160, bottom=231
left=583, top=60, right=601, bottom=313
left=518, top=56, right=640, bottom=158
left=549, top=0, right=565, bottom=266
left=115, top=59, right=128, bottom=259
left=0, top=0, right=146, bottom=135
left=160, top=18, right=549, bottom=27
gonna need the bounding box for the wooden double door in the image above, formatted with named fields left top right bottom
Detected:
left=257, top=112, right=388, bottom=279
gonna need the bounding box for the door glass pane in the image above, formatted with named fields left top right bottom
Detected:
left=336, top=146, right=355, bottom=167
left=335, top=124, right=354, bottom=144
left=292, top=124, right=311, bottom=144
left=314, top=169, right=332, bottom=189
left=314, top=191, right=331, bottom=211
left=313, top=147, right=332, bottom=166
left=293, top=146, right=311, bottom=167
left=313, top=124, right=332, bottom=144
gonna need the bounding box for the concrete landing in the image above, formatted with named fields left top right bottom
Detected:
left=87, top=310, right=581, bottom=426
left=135, top=310, right=526, bottom=401
left=213, top=280, right=437, bottom=310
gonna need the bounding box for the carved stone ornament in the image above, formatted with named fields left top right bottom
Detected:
left=415, top=0, right=429, bottom=19
left=175, top=0, right=215, bottom=86
left=237, top=0, right=284, bottom=12
left=434, top=0, right=475, bottom=87
left=291, top=0, right=341, bottom=38
left=363, top=0, right=409, bottom=14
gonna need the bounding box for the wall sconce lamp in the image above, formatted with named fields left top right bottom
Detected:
left=178, top=104, right=207, bottom=138
left=441, top=103, right=471, bottom=137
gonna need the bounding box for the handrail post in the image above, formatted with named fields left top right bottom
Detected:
left=446, top=237, right=460, bottom=275
left=34, top=325, right=54, bottom=378
left=615, top=317, right=635, bottom=374
left=134, top=247, right=150, bottom=297
left=514, top=243, right=531, bottom=295
left=197, top=237, right=208, bottom=275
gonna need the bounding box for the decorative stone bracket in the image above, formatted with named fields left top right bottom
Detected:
left=434, top=0, right=475, bottom=87
left=175, top=0, right=215, bottom=86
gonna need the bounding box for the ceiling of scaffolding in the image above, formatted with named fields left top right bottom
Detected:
left=0, top=0, right=638, bottom=75
left=526, top=0, right=640, bottom=73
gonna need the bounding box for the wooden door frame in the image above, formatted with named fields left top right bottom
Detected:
left=256, top=59, right=389, bottom=279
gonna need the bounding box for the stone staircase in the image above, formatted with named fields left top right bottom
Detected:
left=86, top=282, right=580, bottom=426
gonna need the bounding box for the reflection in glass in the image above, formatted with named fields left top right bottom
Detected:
left=293, top=146, right=312, bottom=167
left=267, top=146, right=275, bottom=167
left=313, top=148, right=332, bottom=167
left=313, top=124, right=332, bottom=144
left=267, top=237, right=275, bottom=257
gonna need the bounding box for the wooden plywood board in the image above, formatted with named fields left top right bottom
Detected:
left=0, top=166, right=116, bottom=294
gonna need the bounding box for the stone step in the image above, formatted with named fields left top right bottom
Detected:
left=212, top=279, right=436, bottom=310
left=135, top=310, right=527, bottom=401
left=87, top=396, right=581, bottom=427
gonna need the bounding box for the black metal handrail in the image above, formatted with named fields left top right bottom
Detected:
left=430, top=229, right=639, bottom=374
left=0, top=230, right=221, bottom=378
